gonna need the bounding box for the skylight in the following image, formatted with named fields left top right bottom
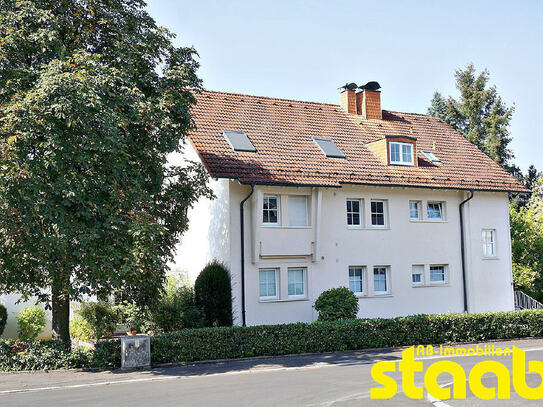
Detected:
left=422, top=150, right=440, bottom=163
left=313, top=137, right=345, bottom=159
left=222, top=130, right=256, bottom=152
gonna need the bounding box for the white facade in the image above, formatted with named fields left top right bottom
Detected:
left=175, top=147, right=514, bottom=326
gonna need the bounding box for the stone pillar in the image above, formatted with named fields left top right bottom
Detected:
left=121, top=335, right=151, bottom=369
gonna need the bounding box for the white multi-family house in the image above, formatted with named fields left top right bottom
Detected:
left=172, top=82, right=527, bottom=327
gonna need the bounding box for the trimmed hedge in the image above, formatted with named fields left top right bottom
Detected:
left=0, top=304, right=6, bottom=336
left=1, top=310, right=543, bottom=371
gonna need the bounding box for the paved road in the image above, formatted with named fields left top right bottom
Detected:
left=1, top=338, right=543, bottom=406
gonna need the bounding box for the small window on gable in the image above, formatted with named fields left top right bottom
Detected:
left=223, top=130, right=256, bottom=152
left=389, top=142, right=414, bottom=166
left=422, top=150, right=440, bottom=163
left=313, top=138, right=345, bottom=158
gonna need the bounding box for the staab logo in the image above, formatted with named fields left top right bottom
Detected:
left=370, top=345, right=543, bottom=400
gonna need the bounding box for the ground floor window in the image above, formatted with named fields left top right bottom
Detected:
left=288, top=268, right=306, bottom=298
left=411, top=265, right=424, bottom=286
left=259, top=268, right=279, bottom=299
left=348, top=267, right=365, bottom=294
left=430, top=265, right=446, bottom=284
left=373, top=266, right=389, bottom=294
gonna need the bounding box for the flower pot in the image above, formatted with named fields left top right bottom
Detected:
left=127, top=331, right=137, bottom=336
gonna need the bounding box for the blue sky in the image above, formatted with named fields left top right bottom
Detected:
left=147, top=0, right=542, bottom=172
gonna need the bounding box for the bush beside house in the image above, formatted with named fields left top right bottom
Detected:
left=195, top=261, right=233, bottom=327
left=0, top=304, right=7, bottom=336
left=1, top=310, right=543, bottom=371
left=313, top=287, right=359, bottom=321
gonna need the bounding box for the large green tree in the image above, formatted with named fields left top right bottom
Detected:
left=428, top=63, right=515, bottom=168
left=0, top=0, right=212, bottom=343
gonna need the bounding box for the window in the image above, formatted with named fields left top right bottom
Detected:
left=346, top=199, right=362, bottom=227
left=390, top=142, right=414, bottom=166
left=409, top=201, right=421, bottom=220
left=422, top=150, right=440, bottom=163
left=371, top=200, right=387, bottom=227
left=313, top=138, right=345, bottom=158
left=427, top=202, right=444, bottom=220
left=222, top=130, right=256, bottom=152
left=430, top=265, right=446, bottom=284
left=288, top=268, right=306, bottom=298
left=412, top=265, right=424, bottom=286
left=259, top=269, right=279, bottom=300
left=349, top=267, right=365, bottom=294
left=482, top=229, right=496, bottom=258
left=263, top=195, right=279, bottom=225
left=288, top=196, right=308, bottom=226
left=373, top=267, right=389, bottom=294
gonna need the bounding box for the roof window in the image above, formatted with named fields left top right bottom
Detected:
left=313, top=137, right=345, bottom=159
left=422, top=150, right=440, bottom=163
left=223, top=130, right=256, bottom=152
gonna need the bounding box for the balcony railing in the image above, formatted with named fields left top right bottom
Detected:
left=514, top=290, right=543, bottom=310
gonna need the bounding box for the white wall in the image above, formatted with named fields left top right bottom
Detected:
left=227, top=184, right=514, bottom=326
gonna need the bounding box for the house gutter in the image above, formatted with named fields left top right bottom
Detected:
left=239, top=183, right=254, bottom=327
left=459, top=190, right=474, bottom=313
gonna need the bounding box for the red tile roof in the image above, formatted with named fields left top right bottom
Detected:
left=188, top=90, right=527, bottom=193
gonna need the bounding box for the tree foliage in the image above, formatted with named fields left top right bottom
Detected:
left=0, top=0, right=213, bottom=342
left=428, top=64, right=515, bottom=168
left=510, top=179, right=543, bottom=301
left=194, top=261, right=233, bottom=327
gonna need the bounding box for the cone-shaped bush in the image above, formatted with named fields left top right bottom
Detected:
left=195, top=261, right=233, bottom=327
left=0, top=304, right=6, bottom=336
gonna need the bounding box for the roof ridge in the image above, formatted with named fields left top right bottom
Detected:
left=198, top=89, right=343, bottom=108
left=199, top=89, right=440, bottom=119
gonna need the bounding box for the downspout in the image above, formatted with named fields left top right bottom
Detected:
left=459, top=190, right=474, bottom=313
left=240, top=184, right=254, bottom=327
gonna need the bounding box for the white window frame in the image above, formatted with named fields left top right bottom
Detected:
left=373, top=266, right=390, bottom=295
left=348, top=266, right=365, bottom=295
left=427, top=201, right=445, bottom=221
left=389, top=142, right=414, bottom=166
left=346, top=199, right=363, bottom=228
left=409, top=201, right=422, bottom=221
left=370, top=199, right=388, bottom=228
left=288, top=195, right=309, bottom=227
left=259, top=268, right=279, bottom=300
left=411, top=264, right=424, bottom=286
left=482, top=229, right=497, bottom=258
left=287, top=267, right=307, bottom=299
left=429, top=265, right=447, bottom=285
left=263, top=195, right=280, bottom=226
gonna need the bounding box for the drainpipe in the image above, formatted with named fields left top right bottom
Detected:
left=240, top=184, right=254, bottom=327
left=459, top=190, right=474, bottom=313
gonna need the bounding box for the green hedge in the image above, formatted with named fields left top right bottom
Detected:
left=1, top=310, right=543, bottom=371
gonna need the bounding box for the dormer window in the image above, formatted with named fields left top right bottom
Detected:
left=389, top=142, right=414, bottom=166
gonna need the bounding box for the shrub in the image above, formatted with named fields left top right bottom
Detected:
left=17, top=306, right=46, bottom=341
left=314, top=287, right=359, bottom=321
left=0, top=304, right=7, bottom=336
left=70, top=301, right=118, bottom=342
left=148, top=286, right=204, bottom=333
left=195, top=261, right=232, bottom=327
left=115, top=302, right=147, bottom=333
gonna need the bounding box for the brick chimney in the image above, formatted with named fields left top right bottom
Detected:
left=340, top=88, right=356, bottom=114
left=355, top=88, right=382, bottom=120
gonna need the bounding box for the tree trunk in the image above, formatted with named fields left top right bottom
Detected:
left=51, top=282, right=71, bottom=346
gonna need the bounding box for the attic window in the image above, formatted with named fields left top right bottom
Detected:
left=313, top=137, right=345, bottom=159
left=222, top=130, right=256, bottom=152
left=422, top=150, right=440, bottom=163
